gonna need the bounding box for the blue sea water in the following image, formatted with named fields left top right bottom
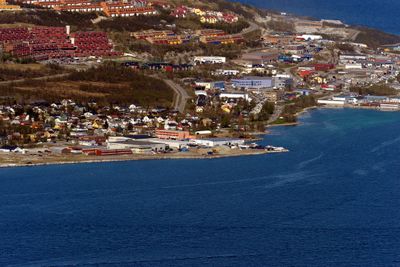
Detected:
left=237, top=0, right=400, bottom=35
left=1, top=108, right=400, bottom=266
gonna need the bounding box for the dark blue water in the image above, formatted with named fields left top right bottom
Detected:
left=1, top=109, right=400, bottom=266
left=237, top=0, right=400, bottom=34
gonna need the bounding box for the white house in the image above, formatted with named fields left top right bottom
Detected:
left=194, top=56, right=226, bottom=64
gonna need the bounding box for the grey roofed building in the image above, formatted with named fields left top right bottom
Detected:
left=231, top=76, right=273, bottom=89
left=107, top=139, right=167, bottom=152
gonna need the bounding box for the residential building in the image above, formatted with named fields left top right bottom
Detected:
left=194, top=56, right=226, bottom=64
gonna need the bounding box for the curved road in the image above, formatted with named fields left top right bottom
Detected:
left=241, top=21, right=261, bottom=35
left=158, top=22, right=261, bottom=113
left=267, top=104, right=284, bottom=124
left=164, top=79, right=190, bottom=113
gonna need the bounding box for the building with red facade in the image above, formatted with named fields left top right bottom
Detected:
left=0, top=26, right=120, bottom=60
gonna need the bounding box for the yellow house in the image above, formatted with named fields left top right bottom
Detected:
left=221, top=104, right=232, bottom=113
left=43, top=131, right=53, bottom=139
left=192, top=8, right=205, bottom=16
left=92, top=120, right=102, bottom=129
left=200, top=15, right=218, bottom=24
left=196, top=106, right=204, bottom=113
left=313, top=76, right=327, bottom=84
left=28, top=134, right=37, bottom=143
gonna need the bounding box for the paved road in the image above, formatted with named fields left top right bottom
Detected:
left=164, top=79, right=190, bottom=113
left=240, top=21, right=261, bottom=35
left=348, top=29, right=361, bottom=41
left=0, top=73, right=70, bottom=86
left=267, top=104, right=284, bottom=124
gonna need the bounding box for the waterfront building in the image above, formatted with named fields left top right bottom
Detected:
left=190, top=138, right=245, bottom=147
left=317, top=99, right=345, bottom=106
left=155, top=129, right=193, bottom=140
left=107, top=140, right=167, bottom=153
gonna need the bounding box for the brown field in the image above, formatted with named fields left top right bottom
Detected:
left=2, top=77, right=174, bottom=107
left=0, top=59, right=173, bottom=108
left=0, top=63, right=44, bottom=71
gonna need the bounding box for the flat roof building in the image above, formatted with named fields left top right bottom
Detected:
left=194, top=56, right=226, bottom=64
left=231, top=76, right=273, bottom=90
left=107, top=140, right=167, bottom=153
left=191, top=138, right=245, bottom=147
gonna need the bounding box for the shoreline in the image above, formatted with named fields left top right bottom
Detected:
left=266, top=106, right=318, bottom=128
left=0, top=149, right=287, bottom=169
left=267, top=122, right=299, bottom=127
left=266, top=102, right=399, bottom=129
left=1, top=105, right=390, bottom=170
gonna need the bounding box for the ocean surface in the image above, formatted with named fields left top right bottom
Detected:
left=1, top=108, right=400, bottom=266
left=237, top=0, right=400, bottom=35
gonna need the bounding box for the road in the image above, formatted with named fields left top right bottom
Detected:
left=240, top=21, right=261, bottom=36
left=2, top=71, right=191, bottom=113
left=164, top=79, right=190, bottom=113
left=267, top=104, right=284, bottom=124
left=348, top=29, right=361, bottom=41
left=0, top=73, right=70, bottom=86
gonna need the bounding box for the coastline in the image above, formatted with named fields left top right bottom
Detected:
left=267, top=122, right=299, bottom=127
left=266, top=106, right=318, bottom=128
left=0, top=148, right=288, bottom=169
left=268, top=102, right=400, bottom=129
left=1, top=105, right=390, bottom=170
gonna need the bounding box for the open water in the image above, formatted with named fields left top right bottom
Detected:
left=238, top=0, right=400, bottom=34
left=1, top=109, right=400, bottom=266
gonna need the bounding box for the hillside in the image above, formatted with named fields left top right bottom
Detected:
left=1, top=0, right=400, bottom=108
left=0, top=63, right=174, bottom=107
